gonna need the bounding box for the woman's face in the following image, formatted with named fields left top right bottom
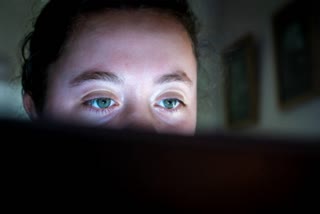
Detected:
left=42, top=10, right=197, bottom=135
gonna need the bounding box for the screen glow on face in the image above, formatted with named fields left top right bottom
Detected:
left=43, top=10, right=197, bottom=135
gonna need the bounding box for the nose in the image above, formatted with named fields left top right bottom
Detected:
left=122, top=113, right=157, bottom=133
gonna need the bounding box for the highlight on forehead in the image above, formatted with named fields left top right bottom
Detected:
left=66, top=9, right=198, bottom=63
left=70, top=8, right=195, bottom=48
left=75, top=8, right=187, bottom=33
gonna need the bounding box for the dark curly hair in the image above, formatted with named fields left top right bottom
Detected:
left=21, top=0, right=199, bottom=114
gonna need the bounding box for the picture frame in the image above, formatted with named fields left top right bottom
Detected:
left=272, top=0, right=320, bottom=109
left=222, top=34, right=258, bottom=129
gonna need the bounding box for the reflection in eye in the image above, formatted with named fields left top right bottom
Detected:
left=87, top=98, right=115, bottom=109
left=157, top=98, right=182, bottom=110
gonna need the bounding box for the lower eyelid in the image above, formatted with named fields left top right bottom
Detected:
left=81, top=104, right=119, bottom=118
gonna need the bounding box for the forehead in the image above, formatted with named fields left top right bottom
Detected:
left=59, top=10, right=195, bottom=65
left=67, top=9, right=194, bottom=52
left=77, top=9, right=189, bottom=36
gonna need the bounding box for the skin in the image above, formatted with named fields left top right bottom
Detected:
left=24, top=10, right=197, bottom=135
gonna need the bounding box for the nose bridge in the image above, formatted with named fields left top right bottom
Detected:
left=125, top=108, right=156, bottom=132
left=122, top=97, right=156, bottom=132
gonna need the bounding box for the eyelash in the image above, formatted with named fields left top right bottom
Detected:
left=155, top=98, right=185, bottom=113
left=82, top=97, right=118, bottom=115
left=82, top=97, right=185, bottom=115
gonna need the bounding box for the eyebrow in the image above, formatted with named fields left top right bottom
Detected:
left=155, top=71, right=193, bottom=86
left=69, top=70, right=123, bottom=87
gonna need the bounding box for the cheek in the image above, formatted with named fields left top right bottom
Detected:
left=159, top=119, right=196, bottom=135
left=157, top=107, right=197, bottom=135
left=181, top=96, right=197, bottom=134
left=179, top=109, right=197, bottom=134
left=43, top=86, right=76, bottom=119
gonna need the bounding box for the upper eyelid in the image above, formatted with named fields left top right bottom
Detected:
left=152, top=89, right=186, bottom=99
left=155, top=99, right=185, bottom=108
left=81, top=90, right=120, bottom=101
left=153, top=94, right=187, bottom=106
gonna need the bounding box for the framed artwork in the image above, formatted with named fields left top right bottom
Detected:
left=223, top=34, right=258, bottom=129
left=272, top=0, right=320, bottom=109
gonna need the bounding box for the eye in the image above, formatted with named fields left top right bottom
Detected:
left=86, top=98, right=116, bottom=109
left=157, top=98, right=183, bottom=110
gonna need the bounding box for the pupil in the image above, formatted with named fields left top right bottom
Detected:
left=165, top=99, right=176, bottom=109
left=98, top=98, right=110, bottom=108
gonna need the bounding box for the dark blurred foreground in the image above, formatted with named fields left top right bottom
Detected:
left=1, top=119, right=319, bottom=213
